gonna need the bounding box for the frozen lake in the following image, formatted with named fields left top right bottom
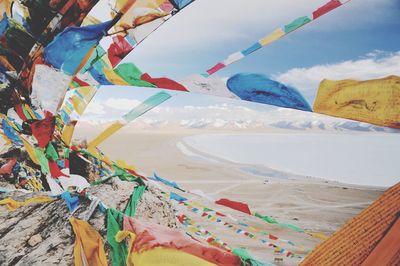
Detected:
left=183, top=133, right=400, bottom=187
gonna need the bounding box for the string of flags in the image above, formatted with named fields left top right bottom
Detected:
left=174, top=198, right=305, bottom=259
left=203, top=0, right=351, bottom=77
left=156, top=185, right=306, bottom=259
left=177, top=213, right=234, bottom=251
left=152, top=173, right=327, bottom=241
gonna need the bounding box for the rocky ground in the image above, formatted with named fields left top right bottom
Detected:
left=0, top=178, right=177, bottom=265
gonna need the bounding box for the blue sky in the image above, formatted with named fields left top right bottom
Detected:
left=83, top=0, right=400, bottom=120
left=127, top=0, right=400, bottom=78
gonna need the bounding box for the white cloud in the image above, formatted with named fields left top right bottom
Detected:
left=85, top=102, right=105, bottom=115
left=104, top=98, right=142, bottom=111
left=273, top=50, right=400, bottom=99
left=83, top=97, right=143, bottom=118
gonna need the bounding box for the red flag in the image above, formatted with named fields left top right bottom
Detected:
left=313, top=0, right=342, bottom=19
left=0, top=158, right=17, bottom=175
left=207, top=63, right=225, bottom=75
left=177, top=214, right=186, bottom=224
left=269, top=234, right=278, bottom=241
left=215, top=198, right=252, bottom=215
left=48, top=160, right=68, bottom=178
left=72, top=76, right=90, bottom=87
left=14, top=104, right=28, bottom=120
left=31, top=112, right=56, bottom=148
left=126, top=168, right=148, bottom=181
left=108, top=36, right=133, bottom=67
left=141, top=73, right=188, bottom=91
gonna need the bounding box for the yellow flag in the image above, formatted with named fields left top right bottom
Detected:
left=70, top=217, right=107, bottom=266
left=0, top=0, right=12, bottom=17
left=0, top=196, right=54, bottom=211
left=103, top=68, right=129, bottom=85
left=23, top=104, right=37, bottom=119
left=115, top=231, right=217, bottom=266
left=88, top=121, right=125, bottom=151
left=314, top=75, right=400, bottom=128
left=76, top=86, right=97, bottom=101
left=62, top=123, right=76, bottom=146
left=71, top=95, right=86, bottom=115
left=115, top=159, right=136, bottom=171
left=260, top=28, right=285, bottom=46
left=81, top=15, right=102, bottom=26
left=21, top=137, right=40, bottom=165
left=114, top=0, right=168, bottom=32
left=116, top=0, right=165, bottom=11
left=305, top=231, right=329, bottom=241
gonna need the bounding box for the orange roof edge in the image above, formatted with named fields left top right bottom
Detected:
left=361, top=215, right=400, bottom=266
left=300, top=182, right=400, bottom=266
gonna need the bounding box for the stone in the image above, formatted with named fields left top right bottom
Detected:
left=28, top=234, right=43, bottom=247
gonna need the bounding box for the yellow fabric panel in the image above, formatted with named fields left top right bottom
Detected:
left=0, top=196, right=54, bottom=211
left=260, top=28, right=285, bottom=46
left=117, top=0, right=165, bottom=10
left=132, top=248, right=218, bottom=266
left=23, top=104, right=37, bottom=119
left=21, top=137, right=40, bottom=165
left=117, top=0, right=137, bottom=14
left=69, top=217, right=107, bottom=266
left=62, top=124, right=75, bottom=146
left=115, top=231, right=217, bottom=266
left=81, top=15, right=102, bottom=26
left=313, top=76, right=400, bottom=129
left=103, top=68, right=129, bottom=85
left=115, top=160, right=136, bottom=171
left=88, top=121, right=125, bottom=150
left=305, top=231, right=329, bottom=241
left=116, top=159, right=128, bottom=169
left=71, top=95, right=86, bottom=115
left=76, top=86, right=97, bottom=102
left=0, top=0, right=12, bottom=17
left=115, top=0, right=167, bottom=31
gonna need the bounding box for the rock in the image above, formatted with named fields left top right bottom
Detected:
left=0, top=179, right=177, bottom=265
left=28, top=234, right=42, bottom=247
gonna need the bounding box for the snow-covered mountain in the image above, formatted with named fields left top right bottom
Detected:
left=78, top=106, right=399, bottom=133
left=269, top=120, right=398, bottom=132
left=90, top=118, right=398, bottom=132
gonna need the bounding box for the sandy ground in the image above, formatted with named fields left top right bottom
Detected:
left=74, top=127, right=384, bottom=265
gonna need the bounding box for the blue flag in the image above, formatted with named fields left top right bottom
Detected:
left=44, top=21, right=112, bottom=75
